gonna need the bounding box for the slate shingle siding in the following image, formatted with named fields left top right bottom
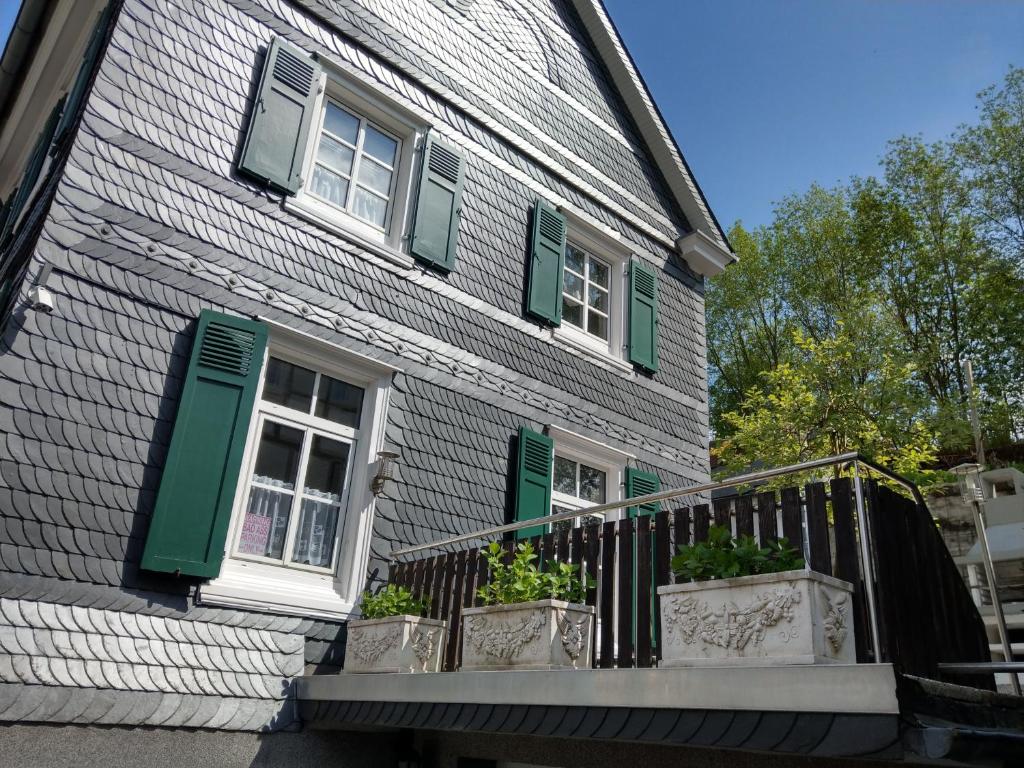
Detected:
left=0, top=0, right=711, bottom=730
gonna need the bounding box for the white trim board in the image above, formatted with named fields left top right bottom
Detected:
left=297, top=664, right=900, bottom=715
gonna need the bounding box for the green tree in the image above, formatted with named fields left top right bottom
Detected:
left=716, top=327, right=938, bottom=487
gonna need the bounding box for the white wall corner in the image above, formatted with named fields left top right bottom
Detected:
left=676, top=230, right=736, bottom=278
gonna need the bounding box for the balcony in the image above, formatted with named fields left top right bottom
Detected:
left=297, top=454, right=1024, bottom=764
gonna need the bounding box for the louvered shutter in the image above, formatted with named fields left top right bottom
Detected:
left=52, top=1, right=114, bottom=149
left=626, top=467, right=660, bottom=518
left=410, top=135, right=465, bottom=271
left=141, top=311, right=268, bottom=577
left=1, top=98, right=64, bottom=244
left=513, top=426, right=553, bottom=540
left=238, top=37, right=321, bottom=194
left=628, top=260, right=659, bottom=372
left=525, top=199, right=566, bottom=325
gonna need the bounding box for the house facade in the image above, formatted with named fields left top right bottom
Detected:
left=0, top=0, right=752, bottom=764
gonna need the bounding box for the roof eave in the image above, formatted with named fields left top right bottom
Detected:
left=570, top=0, right=736, bottom=268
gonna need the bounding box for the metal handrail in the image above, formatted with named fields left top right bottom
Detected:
left=388, top=451, right=921, bottom=559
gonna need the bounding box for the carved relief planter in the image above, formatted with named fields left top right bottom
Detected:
left=657, top=570, right=855, bottom=667
left=461, top=599, right=594, bottom=671
left=343, top=615, right=447, bottom=673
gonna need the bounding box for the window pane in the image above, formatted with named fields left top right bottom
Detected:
left=562, top=270, right=583, bottom=300
left=588, top=284, right=608, bottom=313
left=323, top=102, right=359, bottom=144
left=552, top=505, right=576, bottom=534
left=358, top=157, right=393, bottom=196
left=562, top=298, right=583, bottom=328
left=589, top=258, right=609, bottom=288
left=565, top=244, right=585, bottom=275
left=317, top=135, right=354, bottom=176
left=240, top=421, right=305, bottom=560
left=588, top=310, right=608, bottom=341
left=311, top=165, right=350, bottom=208
left=363, top=125, right=398, bottom=166
left=579, top=464, right=606, bottom=503
left=304, top=435, right=351, bottom=498
left=262, top=358, right=316, bottom=412
left=315, top=375, right=364, bottom=428
left=291, top=435, right=350, bottom=568
left=351, top=187, right=388, bottom=228
left=291, top=496, right=341, bottom=568
left=553, top=456, right=577, bottom=495
left=252, top=421, right=303, bottom=488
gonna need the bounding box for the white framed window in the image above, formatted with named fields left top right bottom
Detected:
left=552, top=210, right=630, bottom=367
left=287, top=68, right=424, bottom=263
left=200, top=322, right=399, bottom=620
left=547, top=425, right=634, bottom=532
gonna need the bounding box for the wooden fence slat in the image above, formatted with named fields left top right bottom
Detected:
left=692, top=504, right=710, bottom=543
left=756, top=491, right=778, bottom=544
left=599, top=520, right=616, bottom=668
left=540, top=532, right=555, bottom=570
left=474, top=546, right=489, bottom=607
left=673, top=507, right=690, bottom=555
left=428, top=555, right=446, bottom=620
left=830, top=477, right=869, bottom=663
left=635, top=515, right=653, bottom=668
left=419, top=557, right=434, bottom=607
left=556, top=528, right=570, bottom=563
left=735, top=495, right=754, bottom=538
left=439, top=553, right=457, bottom=630
left=712, top=498, right=731, bottom=530
left=805, top=482, right=832, bottom=576
left=569, top=526, right=584, bottom=568
left=584, top=523, right=600, bottom=608
left=780, top=486, right=803, bottom=552
left=617, top=518, right=634, bottom=668
left=653, top=511, right=671, bottom=661
left=444, top=551, right=466, bottom=671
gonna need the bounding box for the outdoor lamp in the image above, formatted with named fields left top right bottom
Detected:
left=952, top=462, right=985, bottom=504
left=372, top=450, right=399, bottom=496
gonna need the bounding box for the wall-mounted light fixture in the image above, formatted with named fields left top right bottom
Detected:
left=27, top=262, right=54, bottom=313
left=372, top=450, right=399, bottom=497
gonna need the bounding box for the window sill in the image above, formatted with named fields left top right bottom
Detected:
left=284, top=195, right=415, bottom=271
left=552, top=325, right=634, bottom=375
left=199, top=558, right=356, bottom=621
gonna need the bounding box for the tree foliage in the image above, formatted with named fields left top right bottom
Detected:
left=709, top=67, right=1024, bottom=475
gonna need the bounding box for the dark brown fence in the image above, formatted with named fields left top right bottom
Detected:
left=386, top=478, right=992, bottom=686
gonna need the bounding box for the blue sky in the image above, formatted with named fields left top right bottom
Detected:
left=605, top=0, right=1024, bottom=229
left=1, top=2, right=1020, bottom=229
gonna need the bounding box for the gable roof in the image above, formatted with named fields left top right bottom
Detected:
left=571, top=0, right=736, bottom=269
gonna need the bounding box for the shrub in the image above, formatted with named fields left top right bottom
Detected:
left=671, top=524, right=805, bottom=582
left=476, top=541, right=592, bottom=606
left=360, top=583, right=430, bottom=619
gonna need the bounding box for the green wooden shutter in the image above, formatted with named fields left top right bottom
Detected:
left=53, top=1, right=114, bottom=149
left=238, top=37, right=321, bottom=194
left=1, top=98, right=64, bottom=244
left=626, top=467, right=660, bottom=518
left=525, top=199, right=566, bottom=325
left=628, top=260, right=659, bottom=372
left=141, top=311, right=268, bottom=577
left=513, top=426, right=553, bottom=540
left=410, top=135, right=465, bottom=272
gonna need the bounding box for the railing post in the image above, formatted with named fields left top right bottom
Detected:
left=853, top=463, right=882, bottom=663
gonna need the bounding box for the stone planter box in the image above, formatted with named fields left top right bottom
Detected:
left=343, top=615, right=447, bottom=673
left=657, top=569, right=855, bottom=666
left=461, top=599, right=594, bottom=671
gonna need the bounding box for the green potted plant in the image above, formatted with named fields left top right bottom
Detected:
left=461, top=541, right=595, bottom=671
left=657, top=525, right=855, bottom=666
left=344, top=584, right=446, bottom=674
